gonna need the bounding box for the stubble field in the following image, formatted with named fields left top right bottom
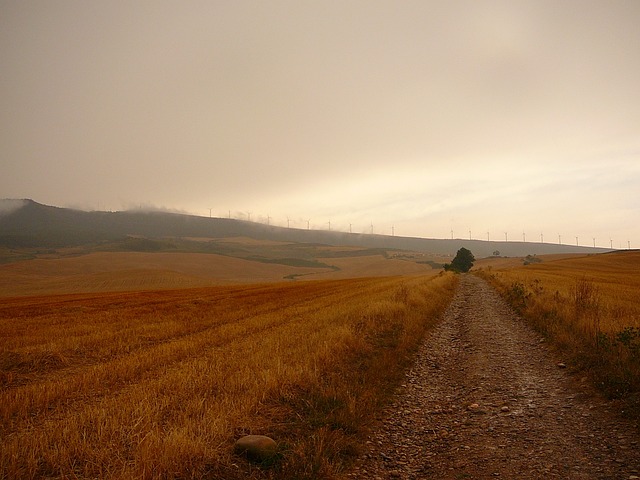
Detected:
left=0, top=247, right=441, bottom=297
left=0, top=273, right=456, bottom=479
left=3, top=245, right=638, bottom=479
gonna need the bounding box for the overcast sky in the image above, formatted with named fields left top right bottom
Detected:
left=1, top=1, right=639, bottom=247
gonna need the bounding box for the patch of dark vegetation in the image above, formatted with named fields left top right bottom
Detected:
left=249, top=257, right=339, bottom=269
left=417, top=260, right=445, bottom=269
left=112, top=237, right=178, bottom=252
left=0, top=250, right=36, bottom=265
left=318, top=248, right=393, bottom=258
left=284, top=273, right=319, bottom=280
left=523, top=254, right=542, bottom=265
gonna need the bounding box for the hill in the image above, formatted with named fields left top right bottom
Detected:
left=1, top=199, right=613, bottom=258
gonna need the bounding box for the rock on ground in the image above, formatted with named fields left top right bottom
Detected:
left=234, top=434, right=278, bottom=462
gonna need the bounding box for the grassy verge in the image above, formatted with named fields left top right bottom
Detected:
left=0, top=273, right=456, bottom=479
left=475, top=251, right=640, bottom=421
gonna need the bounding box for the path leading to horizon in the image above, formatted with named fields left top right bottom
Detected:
left=344, top=275, right=640, bottom=479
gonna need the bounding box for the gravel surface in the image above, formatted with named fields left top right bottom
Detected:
left=343, top=275, right=640, bottom=479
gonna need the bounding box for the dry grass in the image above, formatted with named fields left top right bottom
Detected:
left=310, top=255, right=435, bottom=280
left=0, top=252, right=321, bottom=296
left=476, top=251, right=640, bottom=416
left=0, top=251, right=438, bottom=297
left=0, top=274, right=456, bottom=479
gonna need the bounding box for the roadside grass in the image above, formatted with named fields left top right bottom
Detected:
left=475, top=251, right=640, bottom=419
left=0, top=273, right=456, bottom=479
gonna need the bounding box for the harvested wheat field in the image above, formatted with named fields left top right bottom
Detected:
left=0, top=252, right=322, bottom=296
left=0, top=274, right=456, bottom=479
left=0, top=250, right=437, bottom=297
left=310, top=255, right=435, bottom=280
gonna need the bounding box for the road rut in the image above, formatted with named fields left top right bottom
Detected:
left=344, top=275, right=639, bottom=479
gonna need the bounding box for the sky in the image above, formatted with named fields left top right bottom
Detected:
left=1, top=1, right=639, bottom=248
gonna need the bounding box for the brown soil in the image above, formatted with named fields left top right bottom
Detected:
left=343, top=275, right=640, bottom=479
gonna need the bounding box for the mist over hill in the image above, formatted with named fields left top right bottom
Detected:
left=0, top=199, right=612, bottom=257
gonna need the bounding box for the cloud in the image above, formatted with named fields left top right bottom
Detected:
left=0, top=199, right=28, bottom=216
left=1, top=1, right=639, bottom=244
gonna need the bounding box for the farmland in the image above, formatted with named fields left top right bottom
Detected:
left=0, top=238, right=446, bottom=297
left=0, top=273, right=456, bottom=479
left=2, top=242, right=638, bottom=479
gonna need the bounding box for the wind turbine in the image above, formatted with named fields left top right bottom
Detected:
left=469, top=229, right=472, bottom=240
left=523, top=231, right=526, bottom=242
left=307, top=219, right=310, bottom=230
left=371, top=223, right=374, bottom=235
left=541, top=232, right=544, bottom=243
left=504, top=232, right=508, bottom=242
left=208, top=208, right=212, bottom=218
left=576, top=236, right=579, bottom=246
left=286, top=216, right=290, bottom=228
left=247, top=212, right=252, bottom=222
left=558, top=234, right=562, bottom=245
left=392, top=225, right=395, bottom=237
left=487, top=232, right=490, bottom=242
left=349, top=223, right=352, bottom=234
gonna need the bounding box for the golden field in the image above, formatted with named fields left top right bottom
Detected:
left=0, top=248, right=441, bottom=297
left=476, top=251, right=640, bottom=412
left=0, top=273, right=456, bottom=479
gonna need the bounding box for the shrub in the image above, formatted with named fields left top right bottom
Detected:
left=444, top=248, right=475, bottom=273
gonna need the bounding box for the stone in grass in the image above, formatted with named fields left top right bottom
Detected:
left=234, top=435, right=278, bottom=463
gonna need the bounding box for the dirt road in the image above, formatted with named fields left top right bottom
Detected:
left=345, top=275, right=640, bottom=479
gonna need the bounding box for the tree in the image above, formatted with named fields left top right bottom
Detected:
left=444, top=247, right=475, bottom=273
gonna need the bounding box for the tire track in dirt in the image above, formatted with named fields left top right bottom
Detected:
left=345, top=274, right=640, bottom=479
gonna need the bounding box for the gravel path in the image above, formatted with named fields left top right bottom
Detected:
left=344, top=275, right=640, bottom=479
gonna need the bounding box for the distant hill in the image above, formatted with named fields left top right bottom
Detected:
left=0, top=199, right=612, bottom=257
